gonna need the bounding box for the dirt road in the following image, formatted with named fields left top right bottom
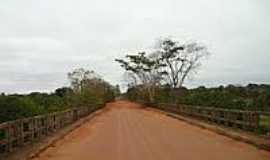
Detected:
left=32, top=101, right=270, bottom=160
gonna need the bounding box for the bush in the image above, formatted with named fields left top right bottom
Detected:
left=125, top=84, right=270, bottom=111
left=0, top=96, right=44, bottom=122
left=0, top=69, right=119, bottom=123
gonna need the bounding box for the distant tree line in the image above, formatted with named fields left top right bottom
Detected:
left=116, top=38, right=269, bottom=111
left=0, top=68, right=120, bottom=123
left=125, top=84, right=270, bottom=111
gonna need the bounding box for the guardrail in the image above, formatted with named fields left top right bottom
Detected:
left=0, top=104, right=103, bottom=155
left=142, top=102, right=270, bottom=136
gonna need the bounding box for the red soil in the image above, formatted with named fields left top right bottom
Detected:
left=32, top=101, right=270, bottom=160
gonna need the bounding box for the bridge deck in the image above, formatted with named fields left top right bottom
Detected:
left=32, top=101, right=270, bottom=160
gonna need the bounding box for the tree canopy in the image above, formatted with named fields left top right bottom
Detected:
left=0, top=68, right=119, bottom=123
left=116, top=38, right=209, bottom=102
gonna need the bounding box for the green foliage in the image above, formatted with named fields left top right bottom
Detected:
left=125, top=84, right=270, bottom=111
left=0, top=68, right=119, bottom=123
left=68, top=68, right=118, bottom=107
left=0, top=95, right=44, bottom=122
left=116, top=38, right=209, bottom=89
left=116, top=38, right=209, bottom=103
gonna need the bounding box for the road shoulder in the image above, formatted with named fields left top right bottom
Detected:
left=146, top=107, right=270, bottom=151
left=2, top=109, right=103, bottom=160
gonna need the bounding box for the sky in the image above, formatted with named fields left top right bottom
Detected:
left=0, top=0, right=269, bottom=93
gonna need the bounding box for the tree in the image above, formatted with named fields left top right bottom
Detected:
left=116, top=52, right=164, bottom=102
left=156, top=38, right=210, bottom=88
left=116, top=38, right=210, bottom=102
left=67, top=68, right=99, bottom=93
left=55, top=87, right=73, bottom=97
left=68, top=68, right=117, bottom=106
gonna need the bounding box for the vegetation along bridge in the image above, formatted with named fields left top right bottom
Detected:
left=1, top=101, right=270, bottom=160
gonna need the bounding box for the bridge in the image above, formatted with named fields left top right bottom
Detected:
left=1, top=101, right=270, bottom=160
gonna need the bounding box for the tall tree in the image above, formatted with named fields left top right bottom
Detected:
left=116, top=38, right=210, bottom=101
left=156, top=38, right=209, bottom=88
left=67, top=68, right=98, bottom=93
left=116, top=52, right=164, bottom=102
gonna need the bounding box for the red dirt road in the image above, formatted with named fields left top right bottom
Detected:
left=32, top=101, right=270, bottom=160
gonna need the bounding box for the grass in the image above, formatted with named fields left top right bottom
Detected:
left=259, top=115, right=270, bottom=134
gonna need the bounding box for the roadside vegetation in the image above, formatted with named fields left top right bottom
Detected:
left=0, top=37, right=269, bottom=124
left=0, top=68, right=120, bottom=123
left=116, top=38, right=270, bottom=111
left=125, top=84, right=270, bottom=111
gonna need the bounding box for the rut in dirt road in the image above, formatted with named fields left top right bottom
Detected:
left=32, top=101, right=270, bottom=160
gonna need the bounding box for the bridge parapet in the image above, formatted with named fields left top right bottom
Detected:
left=0, top=104, right=103, bottom=156
left=142, top=102, right=270, bottom=137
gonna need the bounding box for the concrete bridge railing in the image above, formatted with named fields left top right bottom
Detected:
left=0, top=104, right=103, bottom=155
left=143, top=102, right=270, bottom=136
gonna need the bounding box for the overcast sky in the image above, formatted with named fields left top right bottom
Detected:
left=0, top=0, right=269, bottom=93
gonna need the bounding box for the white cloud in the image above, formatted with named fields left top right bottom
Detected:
left=0, top=0, right=269, bottom=93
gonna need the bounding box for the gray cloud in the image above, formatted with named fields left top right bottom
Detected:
left=0, top=0, right=269, bottom=93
